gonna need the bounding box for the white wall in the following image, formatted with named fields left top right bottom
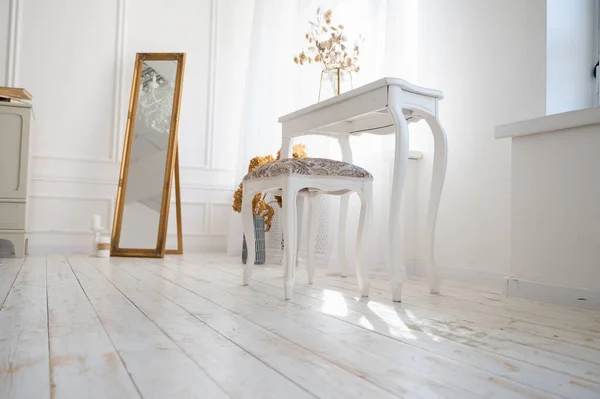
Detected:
left=412, top=0, right=547, bottom=279
left=0, top=0, right=251, bottom=253
left=546, top=0, right=597, bottom=115
left=511, top=118, right=600, bottom=297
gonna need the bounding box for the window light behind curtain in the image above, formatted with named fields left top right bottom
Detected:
left=227, top=0, right=420, bottom=275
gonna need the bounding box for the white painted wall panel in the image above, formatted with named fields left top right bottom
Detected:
left=125, top=0, right=212, bottom=169
left=512, top=124, right=600, bottom=292
left=415, top=0, right=547, bottom=275
left=211, top=0, right=255, bottom=171
left=0, top=0, right=234, bottom=253
left=19, top=0, right=118, bottom=160
left=166, top=202, right=206, bottom=236
left=208, top=203, right=230, bottom=236
left=29, top=196, right=112, bottom=233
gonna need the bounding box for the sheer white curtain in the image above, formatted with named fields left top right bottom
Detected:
left=226, top=0, right=420, bottom=274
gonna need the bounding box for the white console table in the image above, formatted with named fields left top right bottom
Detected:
left=0, top=101, right=32, bottom=257
left=279, top=77, right=447, bottom=301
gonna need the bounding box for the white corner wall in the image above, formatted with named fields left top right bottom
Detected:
left=546, top=0, right=597, bottom=115
left=0, top=0, right=252, bottom=254
left=511, top=119, right=600, bottom=307
left=412, top=0, right=547, bottom=282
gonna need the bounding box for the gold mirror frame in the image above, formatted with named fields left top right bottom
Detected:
left=111, top=52, right=186, bottom=257
left=165, top=148, right=183, bottom=255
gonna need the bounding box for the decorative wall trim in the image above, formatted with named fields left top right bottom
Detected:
left=31, top=176, right=118, bottom=186
left=111, top=0, right=127, bottom=162
left=6, top=0, right=19, bottom=87
left=31, top=154, right=117, bottom=164
left=204, top=0, right=218, bottom=169
left=28, top=194, right=113, bottom=234
left=30, top=175, right=235, bottom=191
left=208, top=202, right=230, bottom=235
left=167, top=200, right=208, bottom=235
left=29, top=0, right=124, bottom=163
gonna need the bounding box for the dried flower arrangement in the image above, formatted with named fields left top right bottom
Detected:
left=294, top=8, right=360, bottom=72
left=232, top=144, right=308, bottom=232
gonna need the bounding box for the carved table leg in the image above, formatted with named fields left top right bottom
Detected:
left=423, top=114, right=448, bottom=294
left=388, top=97, right=410, bottom=302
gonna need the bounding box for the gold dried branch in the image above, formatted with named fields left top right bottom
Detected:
left=232, top=144, right=308, bottom=232
left=294, top=8, right=361, bottom=72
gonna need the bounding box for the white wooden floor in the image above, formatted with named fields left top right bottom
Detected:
left=1, top=255, right=600, bottom=398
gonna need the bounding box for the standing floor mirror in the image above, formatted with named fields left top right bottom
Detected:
left=111, top=53, right=186, bottom=257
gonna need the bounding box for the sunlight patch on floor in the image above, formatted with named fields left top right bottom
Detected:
left=367, top=301, right=417, bottom=340
left=321, top=289, right=349, bottom=316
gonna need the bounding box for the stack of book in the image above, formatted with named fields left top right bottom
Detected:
left=0, top=87, right=32, bottom=104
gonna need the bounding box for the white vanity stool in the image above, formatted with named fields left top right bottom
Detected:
left=241, top=157, right=373, bottom=300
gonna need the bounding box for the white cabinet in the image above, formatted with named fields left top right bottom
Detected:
left=0, top=102, right=32, bottom=257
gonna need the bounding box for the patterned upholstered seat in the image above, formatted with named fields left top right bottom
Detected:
left=243, top=158, right=373, bottom=180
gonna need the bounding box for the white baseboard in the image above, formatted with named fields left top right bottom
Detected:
left=504, top=278, right=600, bottom=311
left=406, top=261, right=599, bottom=311
left=408, top=261, right=507, bottom=293
left=27, top=232, right=226, bottom=255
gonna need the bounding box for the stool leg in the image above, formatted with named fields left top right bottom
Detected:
left=356, top=183, right=372, bottom=297
left=282, top=181, right=298, bottom=300
left=242, top=187, right=256, bottom=286
left=338, top=193, right=350, bottom=277
left=306, top=192, right=319, bottom=284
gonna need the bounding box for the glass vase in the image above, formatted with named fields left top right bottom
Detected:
left=318, top=68, right=353, bottom=101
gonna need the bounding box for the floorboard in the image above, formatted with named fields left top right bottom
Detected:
left=194, top=256, right=600, bottom=371
left=47, top=254, right=140, bottom=399
left=0, top=256, right=50, bottom=399
left=182, top=257, right=600, bottom=390
left=3, top=253, right=600, bottom=399
left=135, top=257, right=549, bottom=398
left=89, top=257, right=317, bottom=399
left=151, top=256, right=599, bottom=398
left=67, top=256, right=230, bottom=399
left=0, top=257, right=25, bottom=310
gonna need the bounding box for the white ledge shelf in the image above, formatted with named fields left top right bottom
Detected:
left=495, top=106, right=600, bottom=139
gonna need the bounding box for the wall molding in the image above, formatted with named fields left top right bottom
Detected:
left=26, top=196, right=231, bottom=239
left=31, top=154, right=117, bottom=164
left=5, top=0, right=19, bottom=87
left=14, top=1, right=232, bottom=254
left=208, top=202, right=230, bottom=235
left=111, top=0, right=127, bottom=162
left=29, top=0, right=125, bottom=163
left=28, top=0, right=227, bottom=170
left=28, top=194, right=113, bottom=234
left=30, top=175, right=235, bottom=191
left=204, top=0, right=218, bottom=169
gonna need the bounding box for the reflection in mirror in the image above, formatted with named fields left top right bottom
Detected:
left=111, top=53, right=185, bottom=257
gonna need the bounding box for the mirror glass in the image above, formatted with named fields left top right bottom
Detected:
left=119, top=59, right=178, bottom=249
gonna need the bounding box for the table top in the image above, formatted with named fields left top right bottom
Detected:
left=279, top=77, right=443, bottom=123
